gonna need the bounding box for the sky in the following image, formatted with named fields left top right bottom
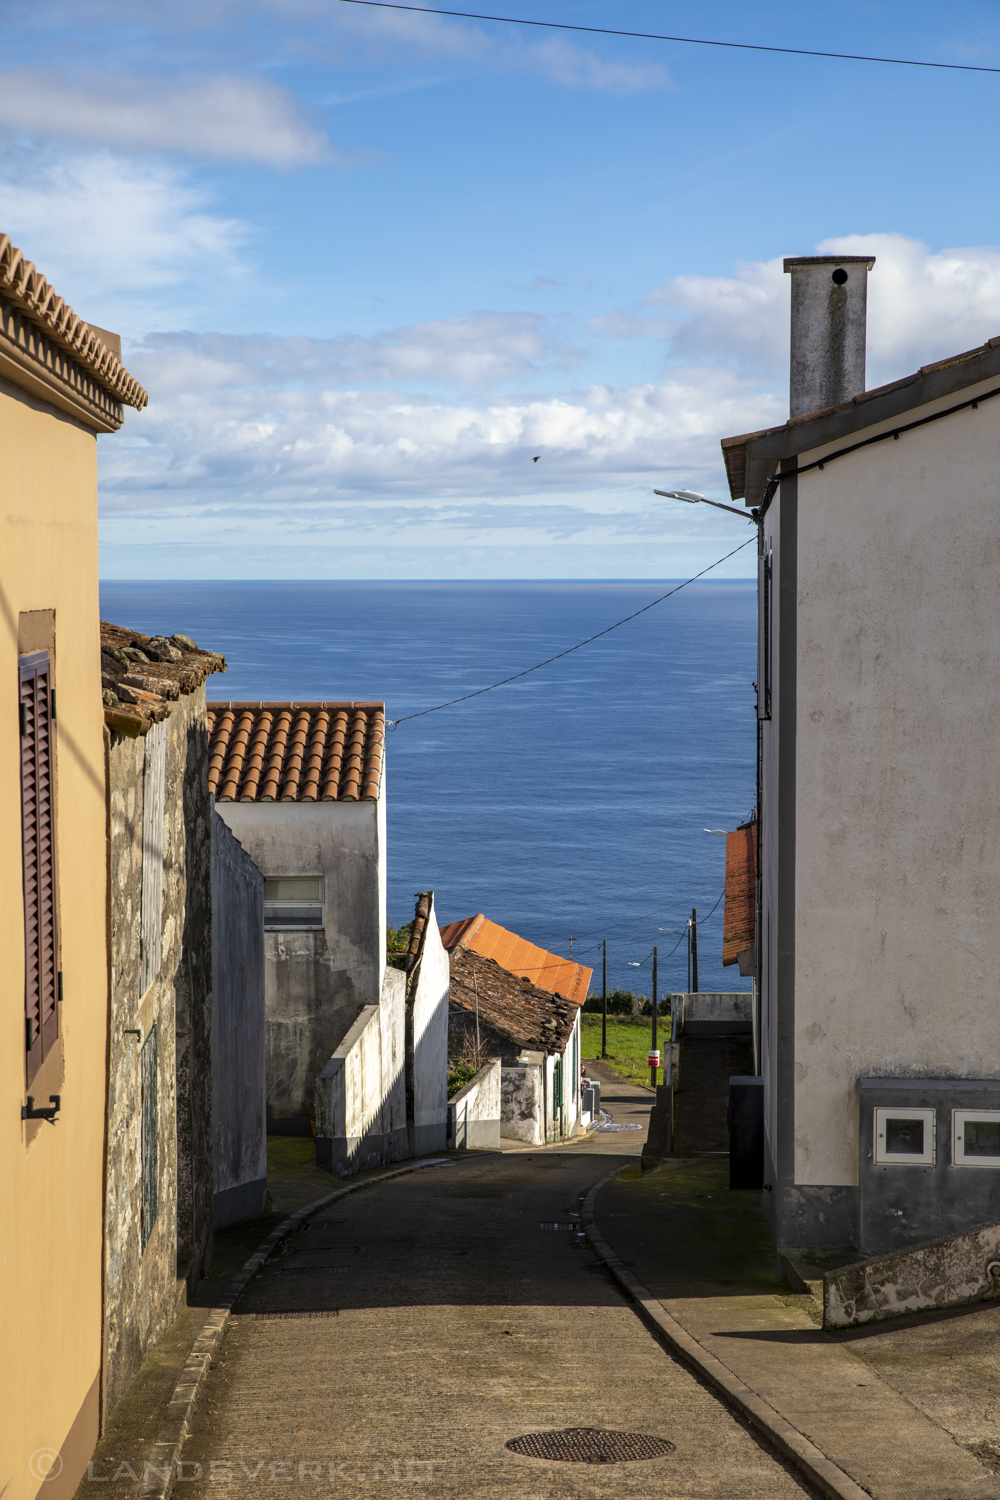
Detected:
left=2, top=1, right=1000, bottom=578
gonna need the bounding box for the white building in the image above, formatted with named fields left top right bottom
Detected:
left=209, top=701, right=387, bottom=1134
left=722, top=255, right=1000, bottom=1252
left=441, top=914, right=590, bottom=1145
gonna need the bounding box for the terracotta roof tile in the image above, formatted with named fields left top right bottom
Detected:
left=448, top=948, right=581, bottom=1055
left=0, top=234, right=147, bottom=410
left=207, top=702, right=385, bottom=802
left=101, top=621, right=226, bottom=739
left=440, top=914, right=592, bottom=1006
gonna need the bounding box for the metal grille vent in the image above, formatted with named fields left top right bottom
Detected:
left=506, top=1429, right=675, bottom=1464
left=255, top=1309, right=339, bottom=1320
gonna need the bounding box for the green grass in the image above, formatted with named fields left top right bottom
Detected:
left=582, top=1014, right=672, bottom=1088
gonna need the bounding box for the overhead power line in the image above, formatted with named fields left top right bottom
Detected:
left=335, top=0, right=1000, bottom=75
left=388, top=535, right=754, bottom=727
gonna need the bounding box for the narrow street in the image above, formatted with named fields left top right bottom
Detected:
left=177, top=1082, right=816, bottom=1499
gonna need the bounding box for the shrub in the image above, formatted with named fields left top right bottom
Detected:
left=582, top=989, right=672, bottom=1016
left=386, top=922, right=412, bottom=971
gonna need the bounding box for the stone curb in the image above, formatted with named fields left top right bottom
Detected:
left=582, top=1166, right=870, bottom=1500
left=138, top=1156, right=462, bottom=1500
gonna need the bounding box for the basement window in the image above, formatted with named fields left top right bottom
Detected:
left=873, top=1107, right=935, bottom=1167
left=953, top=1110, right=1000, bottom=1168
left=264, top=877, right=324, bottom=930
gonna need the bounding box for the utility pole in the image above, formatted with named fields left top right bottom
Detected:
left=650, top=945, right=658, bottom=1089
left=691, top=907, right=699, bottom=993
left=569, top=937, right=575, bottom=960
left=687, top=918, right=692, bottom=993
left=601, top=939, right=607, bottom=1058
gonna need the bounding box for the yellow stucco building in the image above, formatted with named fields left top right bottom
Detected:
left=0, top=236, right=147, bottom=1500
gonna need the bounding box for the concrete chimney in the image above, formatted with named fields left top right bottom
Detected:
left=783, top=255, right=875, bottom=419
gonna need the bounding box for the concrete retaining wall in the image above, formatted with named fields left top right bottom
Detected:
left=210, top=813, right=266, bottom=1229
left=448, top=1060, right=501, bottom=1149
left=673, top=992, right=752, bottom=1036
left=501, top=1063, right=544, bottom=1145
left=824, top=1220, right=1000, bottom=1329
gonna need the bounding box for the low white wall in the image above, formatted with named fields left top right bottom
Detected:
left=315, top=969, right=408, bottom=1176
left=411, top=897, right=449, bottom=1154
left=448, top=1059, right=501, bottom=1149
left=501, top=1063, right=544, bottom=1144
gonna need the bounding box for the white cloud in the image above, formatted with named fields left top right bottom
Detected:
left=98, top=357, right=780, bottom=521
left=322, top=1, right=669, bottom=92
left=0, top=151, right=249, bottom=328
left=818, top=233, right=1000, bottom=379
left=641, top=234, right=1000, bottom=387
left=0, top=70, right=333, bottom=166
left=134, top=315, right=583, bottom=393
left=91, top=230, right=1000, bottom=568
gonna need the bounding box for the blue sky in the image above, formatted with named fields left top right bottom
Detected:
left=2, top=0, right=1000, bottom=577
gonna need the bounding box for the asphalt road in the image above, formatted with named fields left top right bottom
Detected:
left=177, top=1105, right=816, bottom=1498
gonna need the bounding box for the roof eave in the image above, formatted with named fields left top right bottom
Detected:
left=722, top=336, right=1000, bottom=507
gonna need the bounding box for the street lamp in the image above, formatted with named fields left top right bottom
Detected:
left=654, top=488, right=758, bottom=523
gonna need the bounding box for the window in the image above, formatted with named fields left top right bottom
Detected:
left=953, top=1110, right=1000, bottom=1168
left=873, top=1107, right=935, bottom=1166
left=141, top=1025, right=158, bottom=1248
left=20, top=650, right=58, bottom=1083
left=140, top=720, right=166, bottom=994
left=264, top=877, right=324, bottom=930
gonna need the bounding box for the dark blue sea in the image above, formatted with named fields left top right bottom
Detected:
left=99, top=580, right=756, bottom=997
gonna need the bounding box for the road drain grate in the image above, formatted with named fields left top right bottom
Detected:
left=506, top=1429, right=675, bottom=1464
left=255, top=1309, right=339, bottom=1320
left=538, top=1222, right=578, bottom=1231
left=278, top=1266, right=352, bottom=1275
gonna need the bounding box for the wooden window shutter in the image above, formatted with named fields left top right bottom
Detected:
left=140, top=720, right=166, bottom=994
left=20, top=650, right=58, bottom=1084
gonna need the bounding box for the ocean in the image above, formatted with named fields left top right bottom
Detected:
left=99, top=579, right=756, bottom=997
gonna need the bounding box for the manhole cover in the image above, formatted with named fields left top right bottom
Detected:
left=506, top=1429, right=675, bottom=1464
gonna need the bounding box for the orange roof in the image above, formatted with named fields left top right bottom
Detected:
left=208, top=702, right=385, bottom=803
left=439, top=914, right=591, bottom=1006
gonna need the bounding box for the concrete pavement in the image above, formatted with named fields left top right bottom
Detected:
left=170, top=1096, right=817, bottom=1498
left=594, top=1154, right=1000, bottom=1500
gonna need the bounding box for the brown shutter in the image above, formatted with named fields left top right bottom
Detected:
left=20, top=650, right=58, bottom=1082
left=723, top=820, right=757, bottom=968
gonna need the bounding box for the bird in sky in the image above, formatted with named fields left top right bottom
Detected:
left=532, top=456, right=540, bottom=462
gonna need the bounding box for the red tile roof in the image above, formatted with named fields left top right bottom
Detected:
left=440, top=914, right=592, bottom=1005
left=207, top=702, right=385, bottom=802
left=101, top=621, right=226, bottom=738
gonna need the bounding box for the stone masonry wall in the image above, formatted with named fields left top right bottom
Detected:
left=102, top=685, right=214, bottom=1417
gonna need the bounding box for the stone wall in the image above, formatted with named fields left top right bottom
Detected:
left=170, top=687, right=214, bottom=1289
left=210, top=812, right=266, bottom=1228
left=102, top=685, right=213, bottom=1417
left=501, top=1063, right=545, bottom=1145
